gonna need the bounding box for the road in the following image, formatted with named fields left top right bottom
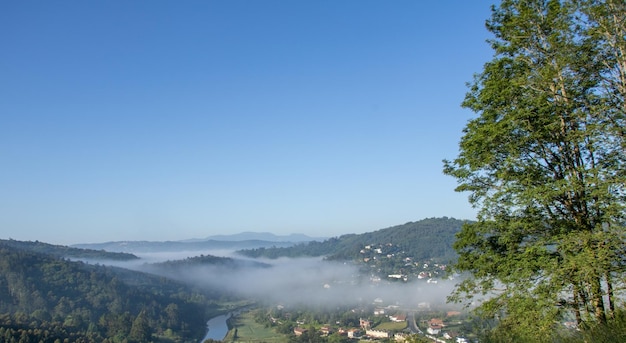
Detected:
left=407, top=312, right=422, bottom=334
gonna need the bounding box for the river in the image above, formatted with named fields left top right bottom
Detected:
left=200, top=313, right=231, bottom=342
left=200, top=307, right=250, bottom=342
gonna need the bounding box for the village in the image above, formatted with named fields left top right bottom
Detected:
left=356, top=242, right=451, bottom=284
left=338, top=244, right=470, bottom=341
left=249, top=242, right=473, bottom=343
left=260, top=296, right=472, bottom=343
left=290, top=315, right=470, bottom=343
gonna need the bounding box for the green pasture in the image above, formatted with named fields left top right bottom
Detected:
left=374, top=321, right=407, bottom=331
left=223, top=310, right=289, bottom=343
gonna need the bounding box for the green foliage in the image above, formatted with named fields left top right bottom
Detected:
left=0, top=239, right=138, bottom=261
left=129, top=310, right=151, bottom=342
left=477, top=310, right=626, bottom=343
left=403, top=336, right=432, bottom=343
left=146, top=254, right=271, bottom=272
left=444, top=0, right=626, bottom=339
left=0, top=240, right=220, bottom=342
left=567, top=310, right=626, bottom=343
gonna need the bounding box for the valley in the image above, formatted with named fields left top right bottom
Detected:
left=0, top=218, right=470, bottom=343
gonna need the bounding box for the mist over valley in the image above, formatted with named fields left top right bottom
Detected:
left=0, top=218, right=470, bottom=342
left=122, top=218, right=465, bottom=309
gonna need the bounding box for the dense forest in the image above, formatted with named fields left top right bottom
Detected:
left=237, top=217, right=465, bottom=262
left=143, top=254, right=271, bottom=277
left=0, top=239, right=138, bottom=261
left=0, top=240, right=225, bottom=343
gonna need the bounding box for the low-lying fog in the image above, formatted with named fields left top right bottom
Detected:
left=95, top=249, right=458, bottom=310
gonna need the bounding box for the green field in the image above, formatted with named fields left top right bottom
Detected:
left=223, top=310, right=289, bottom=343
left=373, top=321, right=407, bottom=331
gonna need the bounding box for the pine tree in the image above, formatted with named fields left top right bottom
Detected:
left=129, top=310, right=151, bottom=343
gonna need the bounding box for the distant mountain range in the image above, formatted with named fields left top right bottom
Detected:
left=195, top=232, right=326, bottom=242
left=72, top=232, right=325, bottom=253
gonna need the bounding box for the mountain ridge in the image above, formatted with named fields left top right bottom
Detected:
left=0, top=238, right=139, bottom=260
left=199, top=231, right=326, bottom=242
left=237, top=217, right=467, bottom=262
left=72, top=238, right=297, bottom=253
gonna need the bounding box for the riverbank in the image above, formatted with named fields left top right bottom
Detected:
left=223, top=309, right=289, bottom=343
left=201, top=301, right=256, bottom=342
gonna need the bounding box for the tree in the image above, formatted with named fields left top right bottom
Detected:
left=129, top=310, right=151, bottom=343
left=443, top=0, right=626, bottom=339
left=164, top=303, right=179, bottom=329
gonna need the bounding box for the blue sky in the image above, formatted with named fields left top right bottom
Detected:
left=1, top=1, right=494, bottom=245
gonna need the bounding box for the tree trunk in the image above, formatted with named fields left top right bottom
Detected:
left=605, top=273, right=615, bottom=320
left=573, top=287, right=582, bottom=326
left=592, top=278, right=606, bottom=324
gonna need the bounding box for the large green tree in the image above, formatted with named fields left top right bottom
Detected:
left=444, top=0, right=626, bottom=339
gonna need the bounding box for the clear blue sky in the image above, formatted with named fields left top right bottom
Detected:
left=1, top=1, right=494, bottom=245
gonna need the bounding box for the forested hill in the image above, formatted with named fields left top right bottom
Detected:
left=237, top=217, right=467, bottom=261
left=0, top=240, right=221, bottom=343
left=143, top=254, right=271, bottom=278
left=0, top=238, right=138, bottom=261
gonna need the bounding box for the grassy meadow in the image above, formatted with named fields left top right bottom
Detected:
left=223, top=310, right=289, bottom=343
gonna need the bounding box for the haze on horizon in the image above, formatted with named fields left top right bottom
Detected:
left=1, top=1, right=493, bottom=246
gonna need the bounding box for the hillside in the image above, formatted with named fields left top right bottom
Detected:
left=148, top=254, right=270, bottom=269
left=0, top=238, right=138, bottom=261
left=143, top=254, right=271, bottom=279
left=237, top=217, right=466, bottom=262
left=0, top=240, right=225, bottom=343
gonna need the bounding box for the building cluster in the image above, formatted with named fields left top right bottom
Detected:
left=292, top=314, right=410, bottom=341
left=422, top=315, right=468, bottom=343
left=359, top=243, right=449, bottom=283
left=286, top=305, right=472, bottom=342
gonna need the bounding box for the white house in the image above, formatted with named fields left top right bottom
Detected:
left=366, top=329, right=390, bottom=338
